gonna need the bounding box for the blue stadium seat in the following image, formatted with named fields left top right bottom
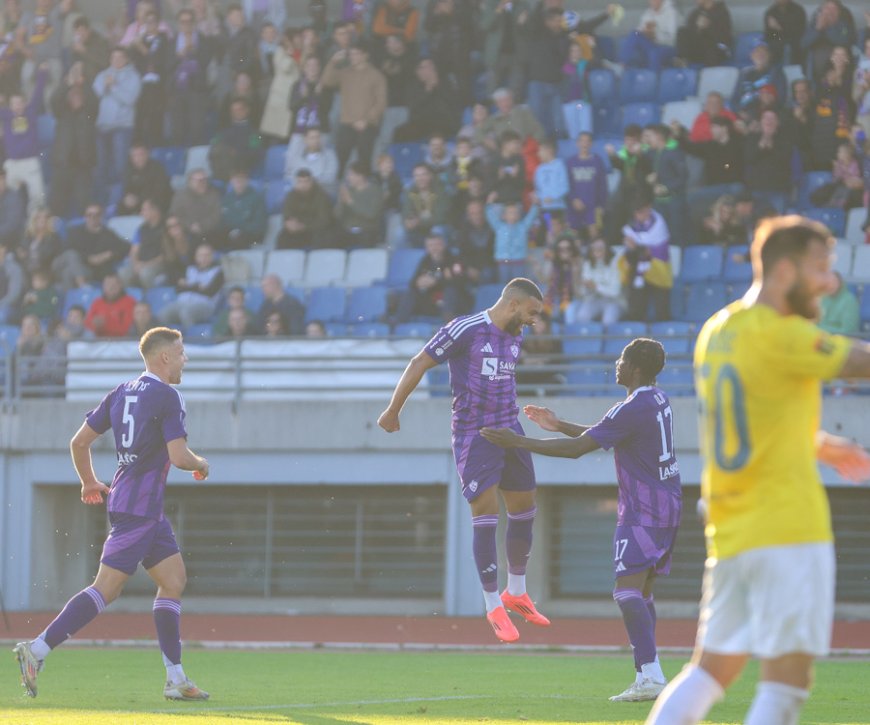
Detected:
left=145, top=286, right=178, bottom=316
left=305, top=287, right=346, bottom=323
left=389, top=142, right=425, bottom=182
left=620, top=102, right=660, bottom=133
left=474, top=284, right=503, bottom=311
left=860, top=286, right=870, bottom=322
left=349, top=322, right=391, bottom=337
left=0, top=324, right=20, bottom=354
left=670, top=281, right=686, bottom=320
left=680, top=245, right=724, bottom=282
left=649, top=321, right=693, bottom=356
left=557, top=138, right=576, bottom=160
left=562, top=321, right=604, bottom=336
left=384, top=248, right=426, bottom=288
left=324, top=321, right=349, bottom=336
left=243, top=284, right=266, bottom=312
left=803, top=207, right=845, bottom=238
left=562, top=101, right=593, bottom=140
left=657, top=365, right=696, bottom=395
left=620, top=68, right=658, bottom=104
left=603, top=321, right=648, bottom=355
left=151, top=147, right=187, bottom=177
left=593, top=104, right=621, bottom=136
left=587, top=69, right=617, bottom=105
left=798, top=171, right=834, bottom=209
left=590, top=137, right=619, bottom=171
left=563, top=322, right=604, bottom=356
left=346, top=286, right=388, bottom=322
left=266, top=179, right=292, bottom=215
left=126, top=287, right=144, bottom=302
left=286, top=286, right=305, bottom=304
left=393, top=321, right=436, bottom=338
left=595, top=35, right=617, bottom=62
left=681, top=282, right=728, bottom=323
left=565, top=365, right=617, bottom=396
left=63, top=286, right=101, bottom=316
left=658, top=67, right=698, bottom=103
left=37, top=114, right=55, bottom=149
left=722, top=245, right=752, bottom=283
left=185, top=323, right=213, bottom=342
left=264, top=145, right=287, bottom=180
left=734, top=32, right=764, bottom=67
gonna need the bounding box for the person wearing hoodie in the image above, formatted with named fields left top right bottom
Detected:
left=645, top=124, right=687, bottom=247
left=620, top=0, right=681, bottom=71
left=819, top=272, right=860, bottom=335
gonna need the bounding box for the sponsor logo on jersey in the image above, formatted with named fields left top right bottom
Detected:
left=615, top=561, right=627, bottom=573
left=510, top=344, right=519, bottom=358
left=480, top=342, right=494, bottom=353
left=118, top=452, right=139, bottom=466
left=469, top=480, right=479, bottom=493
left=481, top=357, right=498, bottom=375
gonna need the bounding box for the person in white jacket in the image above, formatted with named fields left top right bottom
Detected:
left=284, top=128, right=339, bottom=196
left=566, top=238, right=625, bottom=326
left=619, top=0, right=681, bottom=71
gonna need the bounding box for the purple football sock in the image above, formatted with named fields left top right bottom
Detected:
left=472, top=514, right=499, bottom=592
left=614, top=588, right=657, bottom=669
left=505, top=506, right=536, bottom=575
left=41, top=586, right=106, bottom=649
left=153, top=598, right=182, bottom=665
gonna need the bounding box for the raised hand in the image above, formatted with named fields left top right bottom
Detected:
left=523, top=404, right=560, bottom=432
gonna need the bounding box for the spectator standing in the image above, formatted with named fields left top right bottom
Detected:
left=120, top=0, right=173, bottom=47
left=129, top=10, right=172, bottom=147
left=321, top=41, right=386, bottom=174
left=620, top=195, right=672, bottom=322
left=744, top=109, right=794, bottom=210
left=566, top=131, right=608, bottom=233
left=802, top=0, right=855, bottom=86
left=64, top=204, right=130, bottom=284
left=17, top=207, right=63, bottom=283
left=480, top=87, right=544, bottom=151
left=764, top=0, right=807, bottom=65
left=567, top=237, right=623, bottom=326
left=169, top=8, right=213, bottom=147
left=277, top=170, right=334, bottom=249
left=732, top=40, right=787, bottom=122
left=399, top=233, right=471, bottom=321
left=646, top=124, right=688, bottom=247
left=209, top=98, right=264, bottom=182
left=216, top=4, right=258, bottom=99
left=289, top=56, right=329, bottom=144
left=456, top=199, right=496, bottom=285
left=674, top=115, right=744, bottom=188
left=485, top=200, right=538, bottom=283
left=257, top=274, right=304, bottom=335
left=70, top=16, right=111, bottom=84
left=811, top=61, right=855, bottom=169
left=853, top=38, right=870, bottom=136
left=377, top=34, right=416, bottom=110
left=621, top=0, right=681, bottom=72
left=93, top=48, right=142, bottom=199
left=334, top=162, right=384, bottom=248
left=0, top=241, right=24, bottom=323
left=374, top=153, right=403, bottom=212
left=371, top=0, right=420, bottom=51
left=543, top=236, right=582, bottom=319
left=492, top=130, right=527, bottom=204
left=401, top=163, right=451, bottom=247
left=285, top=128, right=339, bottom=196
left=524, top=7, right=571, bottom=139
left=168, top=170, right=223, bottom=246
left=159, top=242, right=224, bottom=328
left=84, top=273, right=136, bottom=337
left=677, top=0, right=733, bottom=67
left=479, top=0, right=530, bottom=99
left=116, top=143, right=172, bottom=216
left=260, top=29, right=300, bottom=142
left=392, top=57, right=458, bottom=142
left=424, top=0, right=472, bottom=103
left=0, top=170, right=26, bottom=249
left=0, top=66, right=47, bottom=211
left=218, top=71, right=262, bottom=131
left=534, top=139, right=569, bottom=213
left=604, top=125, right=652, bottom=244
left=120, top=198, right=167, bottom=289
left=217, top=169, right=267, bottom=250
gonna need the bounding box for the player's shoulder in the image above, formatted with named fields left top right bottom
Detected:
left=445, top=311, right=489, bottom=340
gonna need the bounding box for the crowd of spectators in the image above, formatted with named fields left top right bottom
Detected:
left=0, top=0, right=868, bottom=389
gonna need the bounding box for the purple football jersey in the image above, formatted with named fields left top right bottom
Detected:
left=86, top=372, right=187, bottom=521
left=425, top=311, right=523, bottom=435
left=586, top=386, right=682, bottom=528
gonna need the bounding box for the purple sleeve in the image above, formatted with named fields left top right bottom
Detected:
left=585, top=399, right=639, bottom=451
left=85, top=390, right=114, bottom=434
left=161, top=390, right=187, bottom=443
left=423, top=322, right=468, bottom=365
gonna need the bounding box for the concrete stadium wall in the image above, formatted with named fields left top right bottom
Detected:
left=1, top=396, right=867, bottom=616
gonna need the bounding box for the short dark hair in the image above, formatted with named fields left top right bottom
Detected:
left=73, top=16, right=90, bottom=29
left=498, top=129, right=522, bottom=145
left=624, top=124, right=642, bottom=139
left=750, top=215, right=834, bottom=279
left=622, top=338, right=666, bottom=384
left=68, top=304, right=86, bottom=316
left=295, top=168, right=312, bottom=178
left=139, top=327, right=182, bottom=358
left=503, top=278, right=543, bottom=302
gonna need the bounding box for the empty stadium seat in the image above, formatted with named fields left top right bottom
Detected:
left=264, top=145, right=287, bottom=180
left=670, top=281, right=686, bottom=320
left=722, top=245, right=752, bottom=283
left=474, top=284, right=503, bottom=310
left=266, top=179, right=292, bottom=214
left=303, top=249, right=347, bottom=288
left=833, top=241, right=853, bottom=278
left=562, top=101, right=593, bottom=139
left=851, top=246, right=870, bottom=283
left=393, top=321, right=436, bottom=338
left=323, top=321, right=348, bottom=336
left=680, top=245, right=725, bottom=282
left=389, top=142, right=425, bottom=182
left=593, top=104, right=621, bottom=136
left=565, top=365, right=616, bottom=396
left=305, top=286, right=347, bottom=322
left=63, top=286, right=101, bottom=316
left=183, top=145, right=211, bottom=177
left=658, top=68, right=698, bottom=104
left=620, top=68, right=658, bottom=104
left=649, top=321, right=693, bottom=356
left=845, top=208, right=866, bottom=244
left=681, top=282, right=728, bottom=323
left=595, top=35, right=616, bottom=62
left=347, top=286, right=388, bottom=322
left=861, top=287, right=870, bottom=322
left=349, top=322, right=391, bottom=337
left=603, top=321, right=648, bottom=355
left=620, top=102, right=660, bottom=133
left=798, top=171, right=834, bottom=208
left=588, top=69, right=617, bottom=104
left=243, top=283, right=266, bottom=312
left=344, top=249, right=388, bottom=287
left=145, top=286, right=177, bottom=315
left=562, top=333, right=603, bottom=357
left=557, top=138, right=576, bottom=160
left=697, top=66, right=740, bottom=103
left=0, top=324, right=21, bottom=353
left=185, top=323, right=213, bottom=342
left=263, top=214, right=283, bottom=249
left=151, top=147, right=187, bottom=177
left=264, top=249, right=305, bottom=285
left=384, top=248, right=426, bottom=289
left=804, top=207, right=845, bottom=237
left=656, top=365, right=696, bottom=395
left=660, top=99, right=702, bottom=131
left=734, top=32, right=764, bottom=67
left=222, top=250, right=263, bottom=285
left=106, top=215, right=142, bottom=243
left=669, top=245, right=682, bottom=280
left=126, top=287, right=144, bottom=302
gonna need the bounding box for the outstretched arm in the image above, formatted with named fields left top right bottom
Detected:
left=816, top=431, right=870, bottom=483
left=378, top=351, right=439, bottom=432
left=167, top=437, right=209, bottom=479
left=837, top=341, right=870, bottom=379
left=70, top=422, right=111, bottom=504
left=480, top=426, right=601, bottom=459
left=524, top=404, right=592, bottom=438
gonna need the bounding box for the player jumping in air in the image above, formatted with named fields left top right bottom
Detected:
left=647, top=216, right=870, bottom=724
left=14, top=328, right=210, bottom=701
left=482, top=338, right=680, bottom=701
left=378, top=278, right=549, bottom=643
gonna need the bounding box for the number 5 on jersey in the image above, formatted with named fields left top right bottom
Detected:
left=121, top=395, right=138, bottom=448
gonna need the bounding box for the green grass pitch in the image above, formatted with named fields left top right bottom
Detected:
left=2, top=649, right=869, bottom=724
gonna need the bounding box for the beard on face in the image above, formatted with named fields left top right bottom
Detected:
left=785, top=276, right=820, bottom=320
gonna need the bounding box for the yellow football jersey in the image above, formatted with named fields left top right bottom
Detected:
left=694, top=300, right=853, bottom=559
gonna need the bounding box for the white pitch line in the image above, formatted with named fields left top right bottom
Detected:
left=162, top=694, right=494, bottom=714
